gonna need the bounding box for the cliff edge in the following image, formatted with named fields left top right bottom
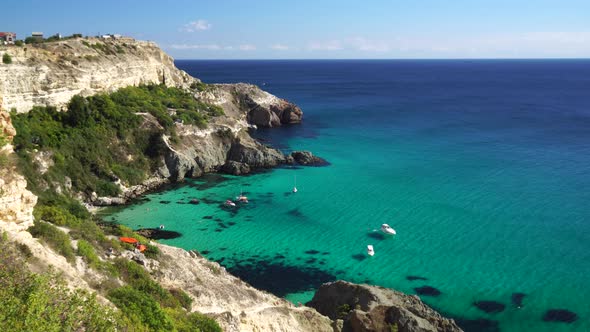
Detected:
left=0, top=37, right=195, bottom=113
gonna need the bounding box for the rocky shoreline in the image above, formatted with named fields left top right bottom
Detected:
left=1, top=38, right=465, bottom=332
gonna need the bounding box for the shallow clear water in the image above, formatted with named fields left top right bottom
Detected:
left=105, top=60, right=590, bottom=332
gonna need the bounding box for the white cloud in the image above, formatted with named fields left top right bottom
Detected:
left=168, top=44, right=258, bottom=51
left=347, top=37, right=391, bottom=52
left=169, top=44, right=221, bottom=50
left=307, top=40, right=343, bottom=51
left=181, top=19, right=212, bottom=32
left=239, top=44, right=257, bottom=51
left=271, top=44, right=290, bottom=51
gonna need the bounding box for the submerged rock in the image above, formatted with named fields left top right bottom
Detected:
left=308, top=280, right=463, bottom=332
left=511, top=292, right=526, bottom=308
left=543, top=309, right=578, bottom=323
left=473, top=301, right=506, bottom=314
left=414, top=286, right=442, bottom=297
left=407, top=275, right=428, bottom=281
left=135, top=228, right=182, bottom=240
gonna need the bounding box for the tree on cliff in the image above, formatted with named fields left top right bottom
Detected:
left=2, top=53, right=12, bottom=64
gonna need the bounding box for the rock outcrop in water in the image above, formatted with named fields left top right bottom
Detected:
left=197, top=83, right=302, bottom=127
left=308, top=280, right=463, bottom=332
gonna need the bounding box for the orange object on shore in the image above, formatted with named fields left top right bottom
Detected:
left=119, top=237, right=138, bottom=244
left=137, top=244, right=147, bottom=252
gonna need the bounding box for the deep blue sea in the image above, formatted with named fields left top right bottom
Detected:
left=107, top=59, right=590, bottom=331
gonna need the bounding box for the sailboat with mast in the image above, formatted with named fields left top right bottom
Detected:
left=292, top=175, right=298, bottom=193
left=236, top=187, right=248, bottom=203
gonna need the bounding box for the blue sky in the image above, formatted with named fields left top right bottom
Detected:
left=2, top=0, right=590, bottom=59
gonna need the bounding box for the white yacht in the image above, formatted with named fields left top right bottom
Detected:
left=381, top=224, right=396, bottom=235
left=367, top=245, right=375, bottom=256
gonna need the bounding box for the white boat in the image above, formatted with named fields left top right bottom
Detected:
left=381, top=224, right=396, bottom=235
left=292, top=175, right=298, bottom=193
left=236, top=188, right=249, bottom=203
left=225, top=199, right=236, bottom=207
left=367, top=245, right=375, bottom=256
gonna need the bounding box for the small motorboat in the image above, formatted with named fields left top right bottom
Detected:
left=381, top=224, right=396, bottom=235
left=225, top=199, right=236, bottom=207
left=367, top=245, right=375, bottom=256
left=236, top=195, right=249, bottom=203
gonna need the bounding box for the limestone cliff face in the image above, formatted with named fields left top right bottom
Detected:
left=198, top=83, right=303, bottom=127
left=0, top=111, right=36, bottom=227
left=0, top=38, right=195, bottom=113
left=155, top=244, right=334, bottom=332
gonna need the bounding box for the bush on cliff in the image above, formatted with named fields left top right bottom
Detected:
left=108, top=286, right=174, bottom=331
left=12, top=85, right=223, bottom=199
left=0, top=233, right=124, bottom=330
left=28, top=220, right=76, bottom=263
left=2, top=53, right=12, bottom=64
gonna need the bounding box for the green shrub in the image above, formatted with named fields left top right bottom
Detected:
left=191, top=81, right=210, bottom=92
left=34, top=205, right=80, bottom=227
left=108, top=286, right=173, bottom=331
left=28, top=221, right=75, bottom=263
left=144, top=243, right=161, bottom=259
left=77, top=239, right=100, bottom=267
left=169, top=288, right=193, bottom=310
left=2, top=53, right=12, bottom=64
left=0, top=132, right=8, bottom=147
left=113, top=259, right=171, bottom=302
left=14, top=40, right=24, bottom=46
left=0, top=233, right=124, bottom=330
left=69, top=218, right=107, bottom=244
left=336, top=303, right=351, bottom=319
left=165, top=308, right=222, bottom=332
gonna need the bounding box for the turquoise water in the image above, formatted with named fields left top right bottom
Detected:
left=106, top=60, right=590, bottom=331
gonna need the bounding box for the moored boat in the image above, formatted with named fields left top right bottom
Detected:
left=381, top=224, right=396, bottom=235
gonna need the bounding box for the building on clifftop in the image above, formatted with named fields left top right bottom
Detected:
left=0, top=32, right=16, bottom=45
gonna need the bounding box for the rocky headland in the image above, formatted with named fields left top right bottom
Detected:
left=308, top=281, right=462, bottom=332
left=0, top=37, right=461, bottom=331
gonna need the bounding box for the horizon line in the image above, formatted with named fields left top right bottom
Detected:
left=174, top=57, right=590, bottom=61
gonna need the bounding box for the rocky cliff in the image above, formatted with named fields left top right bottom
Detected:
left=0, top=110, right=37, bottom=226
left=308, top=281, right=463, bottom=332
left=155, top=244, right=334, bottom=332
left=0, top=39, right=461, bottom=332
left=0, top=38, right=195, bottom=113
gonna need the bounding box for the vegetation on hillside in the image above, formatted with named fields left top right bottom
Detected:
left=2, top=53, right=12, bottom=64
left=5, top=84, right=224, bottom=331
left=11, top=84, right=222, bottom=199
left=0, top=232, right=125, bottom=331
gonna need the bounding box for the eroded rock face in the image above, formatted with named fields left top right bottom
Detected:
left=0, top=38, right=195, bottom=113
left=290, top=150, right=330, bottom=166
left=1, top=110, right=16, bottom=140
left=308, top=280, right=463, bottom=332
left=0, top=111, right=37, bottom=228
left=0, top=173, right=37, bottom=228
left=154, top=244, right=334, bottom=332
left=204, top=83, right=302, bottom=128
